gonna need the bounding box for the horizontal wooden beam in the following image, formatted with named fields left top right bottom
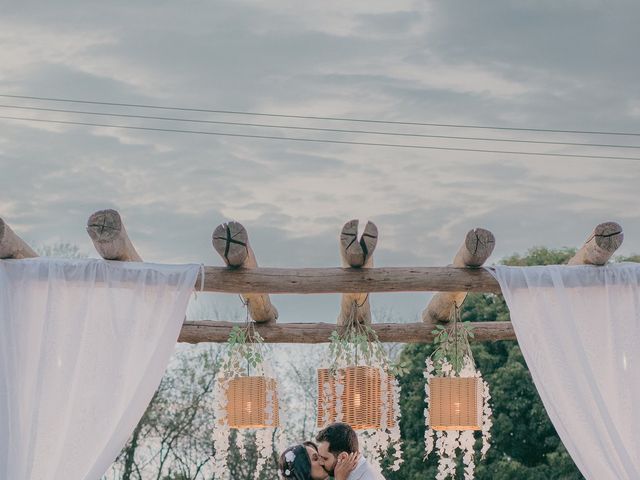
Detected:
left=178, top=320, right=515, bottom=343
left=197, top=266, right=501, bottom=294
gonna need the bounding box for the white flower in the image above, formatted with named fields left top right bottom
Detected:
left=284, top=451, right=296, bottom=463
left=284, top=469, right=290, bottom=476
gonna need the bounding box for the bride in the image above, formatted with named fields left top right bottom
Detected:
left=279, top=441, right=358, bottom=480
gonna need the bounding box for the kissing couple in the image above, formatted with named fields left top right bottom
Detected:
left=279, top=422, right=385, bottom=480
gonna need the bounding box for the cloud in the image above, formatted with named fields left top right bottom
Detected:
left=1, top=0, right=639, bottom=325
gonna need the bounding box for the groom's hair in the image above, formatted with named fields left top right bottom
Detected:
left=315, top=422, right=358, bottom=454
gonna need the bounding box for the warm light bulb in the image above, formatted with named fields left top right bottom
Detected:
left=453, top=402, right=461, bottom=415
left=354, top=393, right=361, bottom=407
left=246, top=401, right=252, bottom=413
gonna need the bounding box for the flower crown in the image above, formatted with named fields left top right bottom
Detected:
left=281, top=450, right=296, bottom=477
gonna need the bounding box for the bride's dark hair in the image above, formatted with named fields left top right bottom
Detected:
left=279, top=443, right=314, bottom=480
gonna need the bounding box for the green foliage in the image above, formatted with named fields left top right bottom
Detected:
left=328, top=321, right=403, bottom=375
left=616, top=254, right=640, bottom=263
left=430, top=318, right=474, bottom=375
left=386, top=247, right=587, bottom=480
left=35, top=242, right=87, bottom=258
left=223, top=325, right=266, bottom=374
left=500, top=246, right=576, bottom=266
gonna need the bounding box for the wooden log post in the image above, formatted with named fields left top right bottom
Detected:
left=338, top=219, right=378, bottom=325
left=212, top=221, right=278, bottom=323
left=179, top=320, right=516, bottom=344
left=0, top=218, right=38, bottom=259
left=568, top=221, right=623, bottom=265
left=422, top=228, right=495, bottom=325
left=87, top=209, right=142, bottom=261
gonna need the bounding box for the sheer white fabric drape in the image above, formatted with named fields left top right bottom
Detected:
left=0, top=258, right=200, bottom=480
left=489, top=264, right=640, bottom=480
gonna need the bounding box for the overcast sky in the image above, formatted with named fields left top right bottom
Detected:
left=1, top=0, right=639, bottom=323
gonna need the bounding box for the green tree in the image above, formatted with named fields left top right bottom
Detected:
left=385, top=247, right=589, bottom=480
left=35, top=242, right=87, bottom=258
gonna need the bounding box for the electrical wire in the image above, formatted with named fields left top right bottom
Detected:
left=2, top=114, right=640, bottom=161
left=0, top=103, right=638, bottom=150
left=2, top=93, right=639, bottom=137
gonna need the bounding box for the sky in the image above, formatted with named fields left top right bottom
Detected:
left=1, top=0, right=639, bottom=324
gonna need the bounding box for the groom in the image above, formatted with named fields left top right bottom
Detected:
left=315, top=422, right=385, bottom=480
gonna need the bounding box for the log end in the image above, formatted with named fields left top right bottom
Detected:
left=340, top=219, right=378, bottom=268
left=594, top=221, right=623, bottom=252
left=0, top=218, right=8, bottom=258
left=0, top=217, right=38, bottom=259
left=212, top=221, right=249, bottom=267
left=568, top=221, right=624, bottom=265
left=86, top=209, right=123, bottom=243
left=87, top=209, right=142, bottom=261
left=462, top=228, right=495, bottom=267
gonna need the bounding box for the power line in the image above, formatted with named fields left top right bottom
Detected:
left=2, top=114, right=640, bottom=161
left=1, top=103, right=639, bottom=150
left=2, top=93, right=639, bottom=137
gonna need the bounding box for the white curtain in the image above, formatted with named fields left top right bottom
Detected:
left=489, top=263, right=640, bottom=480
left=0, top=258, right=200, bottom=480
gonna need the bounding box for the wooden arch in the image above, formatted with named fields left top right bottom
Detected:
left=0, top=213, right=624, bottom=344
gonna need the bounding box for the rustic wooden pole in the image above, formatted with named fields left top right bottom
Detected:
left=0, top=218, right=38, bottom=259
left=87, top=209, right=142, bottom=261
left=196, top=266, right=501, bottom=294
left=568, top=221, right=623, bottom=265
left=423, top=228, right=495, bottom=324
left=338, top=219, right=378, bottom=325
left=178, top=320, right=515, bottom=344
left=212, top=221, right=278, bottom=323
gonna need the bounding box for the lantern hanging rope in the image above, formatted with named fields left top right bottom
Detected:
left=212, top=303, right=284, bottom=479
left=424, top=304, right=493, bottom=480
left=317, top=304, right=404, bottom=474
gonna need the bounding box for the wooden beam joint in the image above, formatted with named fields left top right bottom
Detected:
left=338, top=219, right=378, bottom=325
left=212, top=221, right=278, bottom=323
left=423, top=228, right=495, bottom=324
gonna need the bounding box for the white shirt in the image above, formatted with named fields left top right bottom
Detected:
left=347, top=456, right=385, bottom=480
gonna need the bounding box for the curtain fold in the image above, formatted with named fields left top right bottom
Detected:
left=0, top=258, right=200, bottom=480
left=488, top=263, right=640, bottom=480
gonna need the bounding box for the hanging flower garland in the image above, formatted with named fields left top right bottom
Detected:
left=212, top=319, right=285, bottom=479
left=424, top=306, right=492, bottom=480
left=318, top=312, right=403, bottom=474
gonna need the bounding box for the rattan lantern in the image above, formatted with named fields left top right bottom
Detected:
left=317, top=366, right=395, bottom=430
left=429, top=376, right=482, bottom=430
left=226, top=376, right=280, bottom=429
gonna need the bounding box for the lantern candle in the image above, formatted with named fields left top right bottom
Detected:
left=317, top=366, right=395, bottom=430
left=226, top=376, right=280, bottom=429
left=429, top=377, right=482, bottom=431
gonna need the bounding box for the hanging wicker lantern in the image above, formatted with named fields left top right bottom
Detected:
left=226, top=376, right=280, bottom=429
left=317, top=366, right=395, bottom=430
left=429, top=377, right=482, bottom=430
